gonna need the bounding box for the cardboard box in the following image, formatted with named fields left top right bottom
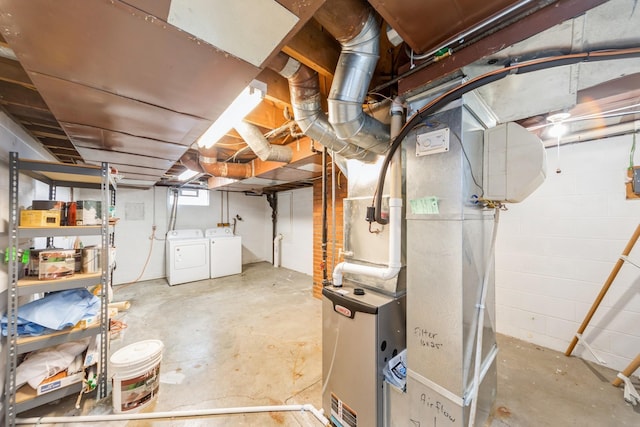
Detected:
left=75, top=314, right=99, bottom=329
left=36, top=371, right=84, bottom=395
left=27, top=249, right=46, bottom=277
left=20, top=209, right=60, bottom=227
left=38, top=249, right=75, bottom=280
left=76, top=200, right=102, bottom=225
left=31, top=200, right=64, bottom=211
left=84, top=335, right=99, bottom=367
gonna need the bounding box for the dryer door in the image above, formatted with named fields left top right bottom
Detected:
left=210, top=236, right=242, bottom=278
left=173, top=241, right=208, bottom=270
left=168, top=239, right=209, bottom=285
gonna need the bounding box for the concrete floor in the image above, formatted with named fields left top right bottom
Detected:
left=18, top=262, right=640, bottom=426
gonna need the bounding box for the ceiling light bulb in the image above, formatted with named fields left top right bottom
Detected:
left=547, top=112, right=571, bottom=123
left=546, top=112, right=571, bottom=138
left=197, top=80, right=266, bottom=149
left=548, top=122, right=567, bottom=138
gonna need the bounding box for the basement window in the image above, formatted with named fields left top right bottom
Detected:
left=169, top=188, right=210, bottom=206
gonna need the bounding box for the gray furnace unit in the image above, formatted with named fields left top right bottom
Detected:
left=322, top=286, right=405, bottom=427
left=323, top=96, right=545, bottom=426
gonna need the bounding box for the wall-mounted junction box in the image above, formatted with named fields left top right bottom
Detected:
left=415, top=127, right=449, bottom=156
left=625, top=166, right=640, bottom=200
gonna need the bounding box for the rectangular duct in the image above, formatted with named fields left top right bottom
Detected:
left=401, top=104, right=496, bottom=426
left=168, top=0, right=299, bottom=67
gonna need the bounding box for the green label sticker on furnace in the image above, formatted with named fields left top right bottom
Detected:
left=410, top=196, right=439, bottom=215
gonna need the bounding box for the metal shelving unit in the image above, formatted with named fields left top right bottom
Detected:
left=4, top=152, right=115, bottom=426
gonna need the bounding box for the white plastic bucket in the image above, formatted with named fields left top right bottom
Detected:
left=110, top=339, right=164, bottom=413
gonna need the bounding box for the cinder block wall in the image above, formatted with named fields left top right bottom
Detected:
left=495, top=134, right=640, bottom=371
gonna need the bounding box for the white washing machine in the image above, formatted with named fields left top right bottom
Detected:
left=166, top=229, right=210, bottom=286
left=205, top=227, right=242, bottom=278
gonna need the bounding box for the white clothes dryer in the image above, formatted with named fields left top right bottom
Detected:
left=205, top=227, right=242, bottom=278
left=166, top=229, right=210, bottom=286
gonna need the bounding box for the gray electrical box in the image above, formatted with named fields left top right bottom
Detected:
left=633, top=168, right=640, bottom=194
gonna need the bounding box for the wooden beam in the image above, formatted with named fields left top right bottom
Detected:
left=0, top=57, right=34, bottom=89
left=43, top=144, right=78, bottom=153
left=0, top=80, right=48, bottom=111
left=282, top=19, right=339, bottom=78
left=38, top=137, right=77, bottom=149
left=252, top=135, right=317, bottom=176
left=215, top=134, right=247, bottom=147
left=19, top=118, right=62, bottom=131
left=26, top=124, right=68, bottom=140
left=48, top=151, right=82, bottom=161
left=257, top=68, right=292, bottom=108
left=201, top=101, right=290, bottom=145
left=262, top=0, right=327, bottom=68
left=5, top=104, right=59, bottom=126
left=244, top=100, right=288, bottom=131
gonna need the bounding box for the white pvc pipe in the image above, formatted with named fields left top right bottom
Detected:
left=389, top=97, right=404, bottom=200
left=541, top=120, right=640, bottom=147
left=273, top=233, right=284, bottom=268
left=331, top=152, right=337, bottom=274
left=333, top=197, right=402, bottom=287
left=468, top=208, right=500, bottom=427
left=17, top=403, right=329, bottom=425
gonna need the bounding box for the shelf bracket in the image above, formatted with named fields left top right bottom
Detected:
left=575, top=333, right=607, bottom=365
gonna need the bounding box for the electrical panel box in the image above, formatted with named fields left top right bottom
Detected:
left=634, top=168, right=640, bottom=195
left=483, top=122, right=547, bottom=203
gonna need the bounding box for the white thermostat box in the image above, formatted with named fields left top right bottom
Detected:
left=415, top=127, right=449, bottom=157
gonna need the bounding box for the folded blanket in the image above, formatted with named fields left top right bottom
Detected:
left=2, top=289, right=100, bottom=336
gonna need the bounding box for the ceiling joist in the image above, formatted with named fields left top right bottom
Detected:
left=0, top=80, right=49, bottom=111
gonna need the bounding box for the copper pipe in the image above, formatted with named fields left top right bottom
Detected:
left=200, top=161, right=252, bottom=180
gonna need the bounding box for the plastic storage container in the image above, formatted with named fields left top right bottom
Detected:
left=110, top=340, right=164, bottom=413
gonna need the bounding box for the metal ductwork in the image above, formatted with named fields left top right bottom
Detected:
left=179, top=149, right=204, bottom=173
left=200, top=159, right=252, bottom=180
left=234, top=120, right=293, bottom=163
left=315, top=0, right=390, bottom=154
left=181, top=147, right=253, bottom=180
left=269, top=52, right=375, bottom=162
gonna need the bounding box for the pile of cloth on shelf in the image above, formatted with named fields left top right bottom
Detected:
left=1, top=288, right=100, bottom=336
left=16, top=338, right=92, bottom=390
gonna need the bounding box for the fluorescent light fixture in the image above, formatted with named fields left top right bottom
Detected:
left=178, top=169, right=199, bottom=181
left=197, top=80, right=266, bottom=149
left=117, top=179, right=156, bottom=187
